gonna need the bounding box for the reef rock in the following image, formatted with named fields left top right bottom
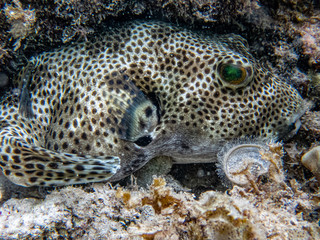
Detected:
left=0, top=176, right=319, bottom=239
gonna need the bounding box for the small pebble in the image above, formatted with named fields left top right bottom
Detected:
left=0, top=72, right=9, bottom=88
left=197, top=168, right=205, bottom=178
left=301, top=146, right=320, bottom=181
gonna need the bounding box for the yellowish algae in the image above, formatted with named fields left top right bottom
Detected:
left=0, top=144, right=319, bottom=240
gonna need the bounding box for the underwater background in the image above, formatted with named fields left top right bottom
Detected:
left=0, top=0, right=320, bottom=239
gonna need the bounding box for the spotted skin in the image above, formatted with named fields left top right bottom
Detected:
left=0, top=21, right=306, bottom=187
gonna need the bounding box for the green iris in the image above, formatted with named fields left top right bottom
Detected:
left=220, top=64, right=246, bottom=84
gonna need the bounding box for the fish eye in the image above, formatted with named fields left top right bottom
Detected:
left=218, top=62, right=254, bottom=90
left=219, top=64, right=247, bottom=84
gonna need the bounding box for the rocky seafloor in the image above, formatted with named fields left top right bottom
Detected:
left=0, top=0, right=320, bottom=239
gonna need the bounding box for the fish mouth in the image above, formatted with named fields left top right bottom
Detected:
left=278, top=99, right=312, bottom=141
left=280, top=119, right=301, bottom=141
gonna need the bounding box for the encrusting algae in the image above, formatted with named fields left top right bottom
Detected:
left=0, top=172, right=319, bottom=239
left=0, top=143, right=319, bottom=239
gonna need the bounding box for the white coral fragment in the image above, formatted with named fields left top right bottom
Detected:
left=301, top=145, right=320, bottom=181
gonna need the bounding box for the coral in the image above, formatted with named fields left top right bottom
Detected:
left=307, top=71, right=320, bottom=109
left=260, top=142, right=285, bottom=184
left=260, top=1, right=320, bottom=70
left=298, top=19, right=320, bottom=68
left=0, top=43, right=11, bottom=66
left=4, top=0, right=36, bottom=50
left=157, top=0, right=255, bottom=24
left=301, top=111, right=320, bottom=137
left=0, top=0, right=318, bottom=86
left=159, top=0, right=220, bottom=23
left=0, top=176, right=319, bottom=239
left=54, top=0, right=130, bottom=43
left=292, top=111, right=320, bottom=152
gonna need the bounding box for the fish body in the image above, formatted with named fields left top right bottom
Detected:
left=0, top=21, right=306, bottom=186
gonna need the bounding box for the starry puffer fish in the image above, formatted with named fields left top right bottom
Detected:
left=0, top=20, right=307, bottom=187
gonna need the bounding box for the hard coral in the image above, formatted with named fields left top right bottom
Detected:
left=162, top=0, right=220, bottom=23
left=1, top=176, right=318, bottom=239
left=259, top=0, right=320, bottom=70
left=54, top=0, right=130, bottom=43
left=4, top=0, right=36, bottom=50
left=117, top=177, right=263, bottom=239
left=158, top=0, right=250, bottom=23
left=299, top=19, right=320, bottom=68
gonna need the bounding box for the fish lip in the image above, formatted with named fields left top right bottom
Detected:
left=291, top=99, right=313, bottom=126
left=282, top=119, right=301, bottom=141
left=279, top=99, right=312, bottom=140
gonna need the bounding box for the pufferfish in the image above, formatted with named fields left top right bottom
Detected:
left=0, top=20, right=307, bottom=187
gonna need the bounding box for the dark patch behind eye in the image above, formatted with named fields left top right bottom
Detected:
left=145, top=92, right=162, bottom=120
left=134, top=135, right=152, bottom=147
left=145, top=106, right=153, bottom=117
left=120, top=90, right=160, bottom=141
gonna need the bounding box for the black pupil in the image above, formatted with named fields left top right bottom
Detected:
left=145, top=106, right=153, bottom=117
left=134, top=135, right=152, bottom=147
